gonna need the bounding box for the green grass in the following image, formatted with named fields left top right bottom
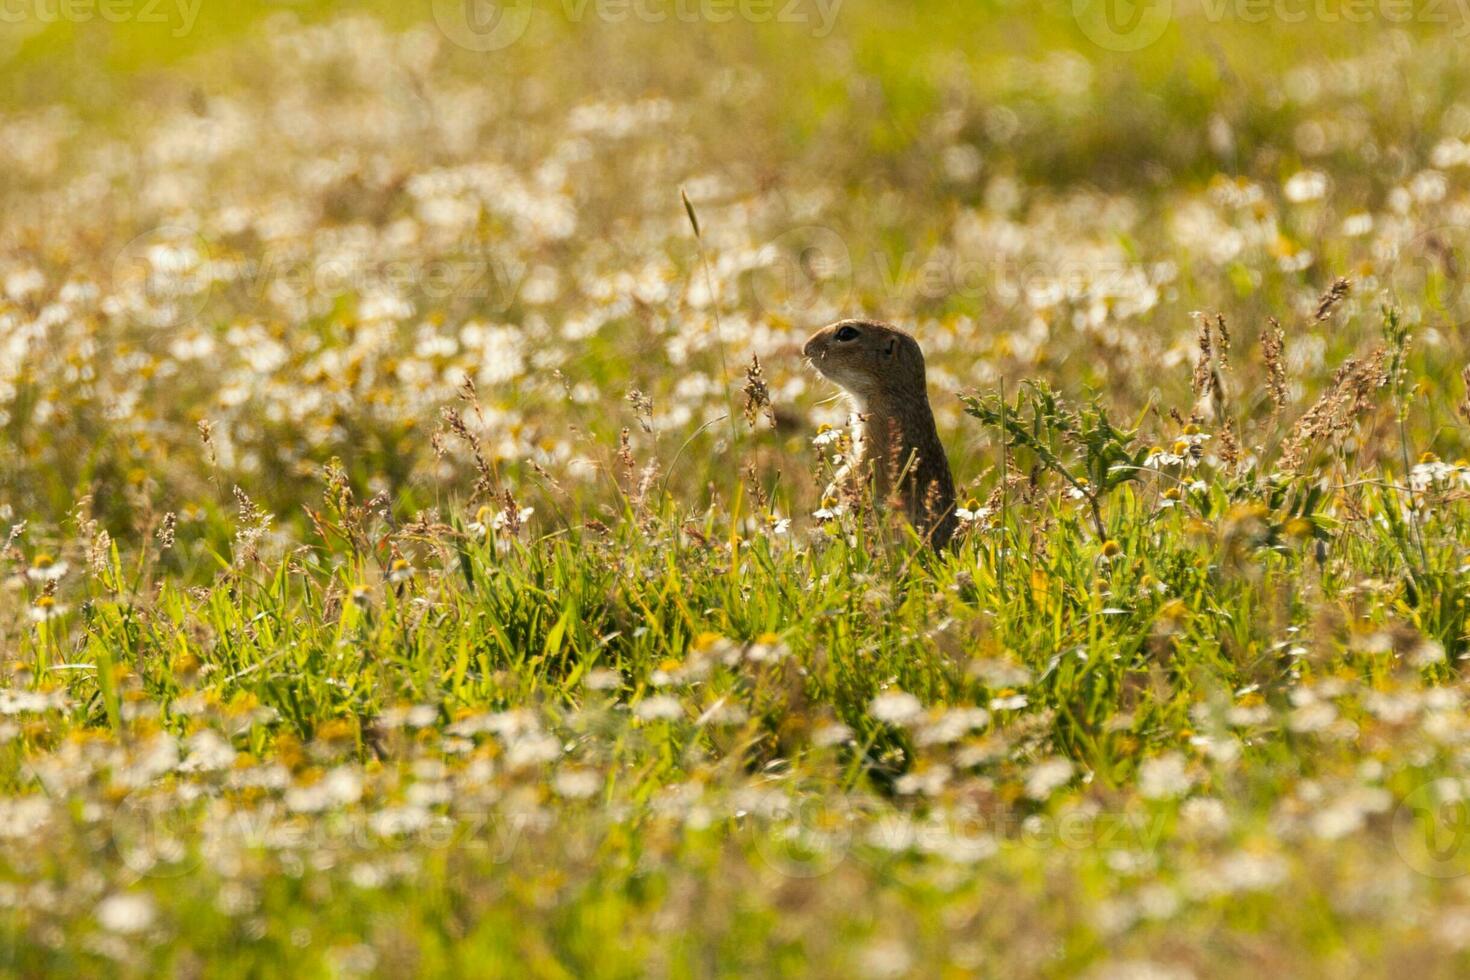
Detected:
left=5, top=2, right=1470, bottom=976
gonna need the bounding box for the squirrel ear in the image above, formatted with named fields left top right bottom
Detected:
left=885, top=339, right=896, bottom=356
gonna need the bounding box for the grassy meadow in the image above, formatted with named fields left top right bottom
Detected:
left=5, top=0, right=1470, bottom=975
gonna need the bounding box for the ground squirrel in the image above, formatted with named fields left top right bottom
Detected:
left=803, top=318, right=958, bottom=549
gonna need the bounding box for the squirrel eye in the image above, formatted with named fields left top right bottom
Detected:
left=834, top=325, right=860, bottom=342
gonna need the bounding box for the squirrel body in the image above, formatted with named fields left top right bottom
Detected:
left=803, top=319, right=957, bottom=549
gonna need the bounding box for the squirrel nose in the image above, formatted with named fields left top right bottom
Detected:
left=802, top=337, right=821, bottom=359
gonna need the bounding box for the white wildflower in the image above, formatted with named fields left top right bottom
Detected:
left=584, top=668, right=622, bottom=691
left=1025, top=757, right=1075, bottom=800
left=24, top=554, right=67, bottom=582
left=634, top=695, right=683, bottom=721
left=1283, top=170, right=1328, bottom=203
left=552, top=768, right=602, bottom=799
left=1138, top=753, right=1193, bottom=800
left=869, top=690, right=923, bottom=726
left=284, top=767, right=363, bottom=813
left=813, top=497, right=846, bottom=521
left=813, top=722, right=854, bottom=747
left=95, top=893, right=156, bottom=934
left=1178, top=797, right=1230, bottom=837
left=178, top=730, right=236, bottom=773
left=504, top=731, right=562, bottom=768
left=915, top=707, right=991, bottom=746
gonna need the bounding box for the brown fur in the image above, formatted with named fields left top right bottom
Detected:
left=803, top=319, right=957, bottom=549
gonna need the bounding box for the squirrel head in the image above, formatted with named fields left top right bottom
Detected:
left=802, top=319, right=928, bottom=408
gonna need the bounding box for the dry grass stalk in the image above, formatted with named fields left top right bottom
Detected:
left=440, top=407, right=498, bottom=503
left=1263, top=316, right=1288, bottom=419
left=1218, top=417, right=1241, bottom=469
left=742, top=355, right=775, bottom=429
left=1277, top=348, right=1388, bottom=475
left=628, top=389, right=654, bottom=434
left=1191, top=313, right=1227, bottom=422
left=1313, top=277, right=1352, bottom=322
left=1459, top=365, right=1470, bottom=427
left=1214, top=313, right=1232, bottom=370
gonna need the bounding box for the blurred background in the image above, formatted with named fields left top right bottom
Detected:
left=7, top=8, right=1470, bottom=973
left=3, top=0, right=1469, bottom=557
